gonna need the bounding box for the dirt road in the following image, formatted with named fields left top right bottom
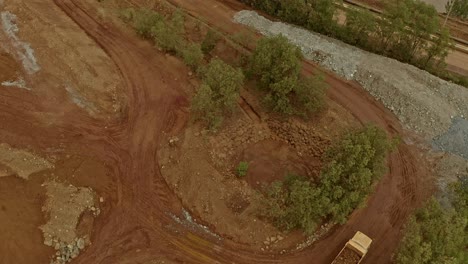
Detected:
left=0, top=0, right=432, bottom=263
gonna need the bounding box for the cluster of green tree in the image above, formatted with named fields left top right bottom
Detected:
left=248, top=35, right=327, bottom=115
left=263, top=125, right=395, bottom=234
left=121, top=9, right=327, bottom=128
left=447, top=0, right=468, bottom=20
left=238, top=0, right=468, bottom=87
left=121, top=8, right=244, bottom=128
left=395, top=177, right=468, bottom=264
left=120, top=8, right=208, bottom=69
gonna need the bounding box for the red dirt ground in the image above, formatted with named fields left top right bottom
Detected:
left=0, top=0, right=434, bottom=263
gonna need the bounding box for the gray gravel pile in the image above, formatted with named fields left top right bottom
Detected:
left=433, top=118, right=468, bottom=159
left=233, top=10, right=468, bottom=142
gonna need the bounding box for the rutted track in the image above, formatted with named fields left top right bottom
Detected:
left=35, top=0, right=434, bottom=263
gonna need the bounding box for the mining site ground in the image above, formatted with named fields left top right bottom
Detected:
left=2, top=0, right=466, bottom=264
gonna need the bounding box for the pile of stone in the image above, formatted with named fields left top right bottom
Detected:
left=261, top=234, right=284, bottom=251
left=44, top=236, right=88, bottom=264
left=267, top=119, right=330, bottom=158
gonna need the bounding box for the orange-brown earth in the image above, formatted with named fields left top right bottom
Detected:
left=0, top=0, right=434, bottom=264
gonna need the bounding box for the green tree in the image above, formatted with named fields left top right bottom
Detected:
left=192, top=59, right=244, bottom=128
left=382, top=0, right=446, bottom=64
left=344, top=8, right=377, bottom=48
left=263, top=175, right=330, bottom=234
left=306, top=0, right=339, bottom=35
left=250, top=35, right=298, bottom=113
left=250, top=35, right=327, bottom=115
left=423, top=28, right=451, bottom=70
left=395, top=197, right=468, bottom=264
left=320, top=125, right=394, bottom=223
left=447, top=0, right=468, bottom=20
left=295, top=74, right=328, bottom=114
left=278, top=0, right=309, bottom=25
left=250, top=35, right=302, bottom=87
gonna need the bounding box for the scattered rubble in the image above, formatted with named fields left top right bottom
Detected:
left=0, top=143, right=54, bottom=179
left=169, top=209, right=221, bottom=240
left=1, top=77, right=30, bottom=90
left=40, top=180, right=100, bottom=264
left=295, top=223, right=333, bottom=251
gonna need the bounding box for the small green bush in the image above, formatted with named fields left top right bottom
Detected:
left=236, top=161, right=249, bottom=177
left=123, top=8, right=186, bottom=53
left=181, top=43, right=204, bottom=70
left=201, top=29, right=219, bottom=54
left=135, top=10, right=164, bottom=38
left=150, top=19, right=185, bottom=53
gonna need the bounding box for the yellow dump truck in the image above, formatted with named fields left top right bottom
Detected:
left=331, top=231, right=372, bottom=264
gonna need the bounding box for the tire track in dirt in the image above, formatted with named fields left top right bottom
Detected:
left=48, top=0, right=433, bottom=264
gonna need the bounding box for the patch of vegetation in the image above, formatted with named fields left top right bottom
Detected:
left=395, top=178, right=468, bottom=264
left=263, top=174, right=330, bottom=234
left=320, top=124, right=396, bottom=223
left=249, top=35, right=327, bottom=115
left=239, top=0, right=465, bottom=88
left=447, top=0, right=468, bottom=20
left=121, top=8, right=204, bottom=63
left=236, top=161, right=249, bottom=177
left=192, top=59, right=244, bottom=128
left=181, top=43, right=204, bottom=70
left=263, top=125, right=395, bottom=233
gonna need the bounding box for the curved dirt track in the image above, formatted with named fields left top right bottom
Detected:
left=1, top=0, right=432, bottom=263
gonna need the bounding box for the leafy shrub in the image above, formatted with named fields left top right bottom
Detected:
left=236, top=161, right=249, bottom=177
